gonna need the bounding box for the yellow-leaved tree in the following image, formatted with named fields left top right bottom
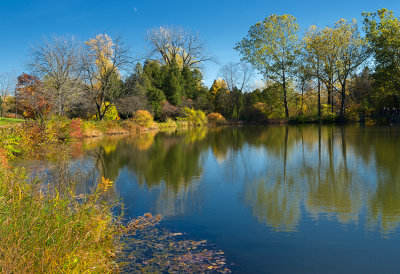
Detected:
left=209, top=78, right=229, bottom=99
left=82, top=34, right=130, bottom=120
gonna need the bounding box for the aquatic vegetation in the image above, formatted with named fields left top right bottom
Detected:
left=119, top=227, right=231, bottom=273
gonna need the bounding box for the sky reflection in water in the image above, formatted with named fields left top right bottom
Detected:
left=66, top=125, right=400, bottom=273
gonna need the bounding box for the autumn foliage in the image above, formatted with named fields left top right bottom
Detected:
left=15, top=73, right=52, bottom=121
left=0, top=148, right=8, bottom=169
left=209, top=78, right=229, bottom=99
left=207, top=112, right=226, bottom=124
left=133, top=110, right=154, bottom=128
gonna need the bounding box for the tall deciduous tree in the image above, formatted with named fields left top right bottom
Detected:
left=146, top=26, right=212, bottom=68
left=235, top=14, right=301, bottom=118
left=81, top=34, right=131, bottom=120
left=304, top=25, right=341, bottom=114
left=15, top=73, right=53, bottom=123
left=29, top=35, right=81, bottom=115
left=363, top=8, right=400, bottom=107
left=334, top=19, right=369, bottom=117
left=303, top=26, right=324, bottom=117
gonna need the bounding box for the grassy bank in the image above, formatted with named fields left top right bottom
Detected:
left=0, top=121, right=161, bottom=272
left=0, top=117, right=24, bottom=126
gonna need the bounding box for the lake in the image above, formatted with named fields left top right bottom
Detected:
left=30, top=125, right=400, bottom=273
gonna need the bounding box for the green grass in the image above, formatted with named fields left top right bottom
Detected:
left=0, top=117, right=25, bottom=125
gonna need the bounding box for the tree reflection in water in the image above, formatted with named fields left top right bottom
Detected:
left=58, top=125, right=400, bottom=235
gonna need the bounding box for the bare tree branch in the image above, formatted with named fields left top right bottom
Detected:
left=146, top=26, right=214, bottom=68
left=219, top=62, right=254, bottom=92
left=29, top=35, right=82, bottom=115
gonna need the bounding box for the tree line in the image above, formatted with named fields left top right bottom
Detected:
left=0, top=8, right=399, bottom=123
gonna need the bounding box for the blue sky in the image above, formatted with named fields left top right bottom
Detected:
left=1, top=0, right=399, bottom=87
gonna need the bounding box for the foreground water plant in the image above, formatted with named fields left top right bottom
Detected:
left=119, top=227, right=232, bottom=273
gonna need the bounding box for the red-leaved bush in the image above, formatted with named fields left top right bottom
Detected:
left=69, top=118, right=84, bottom=139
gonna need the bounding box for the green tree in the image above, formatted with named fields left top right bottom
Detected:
left=147, top=87, right=166, bottom=120
left=164, top=59, right=183, bottom=106
left=304, top=25, right=340, bottom=114
left=181, top=66, right=203, bottom=100
left=235, top=14, right=301, bottom=118
left=334, top=19, right=369, bottom=117
left=363, top=8, right=400, bottom=107
left=303, top=27, right=324, bottom=117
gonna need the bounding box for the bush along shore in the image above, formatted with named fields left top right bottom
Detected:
left=0, top=110, right=234, bottom=273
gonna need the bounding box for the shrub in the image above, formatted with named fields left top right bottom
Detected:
left=0, top=128, right=23, bottom=158
left=207, top=112, right=226, bottom=124
left=46, top=116, right=72, bottom=141
left=91, top=102, right=119, bottom=121
left=321, top=104, right=337, bottom=123
left=158, top=118, right=177, bottom=130
left=82, top=120, right=102, bottom=137
left=0, top=148, right=8, bottom=168
left=21, top=121, right=49, bottom=148
left=247, top=102, right=269, bottom=123
left=120, top=119, right=141, bottom=133
left=103, top=103, right=119, bottom=121
left=69, top=118, right=84, bottom=139
left=133, top=110, right=154, bottom=128
left=161, top=101, right=182, bottom=121
left=181, top=107, right=207, bottom=126
left=288, top=114, right=317, bottom=124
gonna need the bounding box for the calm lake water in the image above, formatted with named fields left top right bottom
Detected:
left=35, top=125, right=400, bottom=273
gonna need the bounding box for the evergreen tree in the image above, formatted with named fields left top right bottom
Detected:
left=164, top=59, right=183, bottom=106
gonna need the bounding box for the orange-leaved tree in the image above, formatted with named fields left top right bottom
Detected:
left=15, top=73, right=53, bottom=123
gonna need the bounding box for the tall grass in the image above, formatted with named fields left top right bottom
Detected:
left=0, top=121, right=161, bottom=273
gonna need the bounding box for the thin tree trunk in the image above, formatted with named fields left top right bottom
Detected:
left=327, top=81, right=331, bottom=105
left=301, top=84, right=304, bottom=114
left=317, top=77, right=321, bottom=118
left=340, top=81, right=346, bottom=118
left=58, top=89, right=62, bottom=115
left=283, top=73, right=289, bottom=119
left=331, top=85, right=334, bottom=114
